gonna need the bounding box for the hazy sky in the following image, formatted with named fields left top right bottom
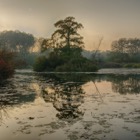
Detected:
left=0, top=0, right=140, bottom=50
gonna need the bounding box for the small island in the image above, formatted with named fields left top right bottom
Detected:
left=33, top=17, right=98, bottom=72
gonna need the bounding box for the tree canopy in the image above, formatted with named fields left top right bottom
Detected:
left=110, top=38, right=140, bottom=63
left=0, top=30, right=35, bottom=53
left=111, top=38, right=140, bottom=54
left=41, top=16, right=84, bottom=54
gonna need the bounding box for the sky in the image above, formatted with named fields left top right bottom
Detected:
left=0, top=0, right=140, bottom=50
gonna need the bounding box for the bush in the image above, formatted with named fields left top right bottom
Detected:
left=123, top=63, right=140, bottom=68
left=101, top=62, right=122, bottom=68
left=55, top=57, right=98, bottom=72
left=33, top=56, right=48, bottom=72
left=33, top=47, right=98, bottom=72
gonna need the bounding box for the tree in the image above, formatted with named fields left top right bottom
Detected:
left=34, top=17, right=98, bottom=72
left=112, top=38, right=140, bottom=54
left=111, top=38, right=140, bottom=63
left=0, top=30, right=35, bottom=53
left=91, top=37, right=103, bottom=62
left=53, top=16, right=84, bottom=48
left=41, top=17, right=84, bottom=54
left=0, top=30, right=36, bottom=68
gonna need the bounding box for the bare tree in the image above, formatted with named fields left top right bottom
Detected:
left=92, top=36, right=103, bottom=59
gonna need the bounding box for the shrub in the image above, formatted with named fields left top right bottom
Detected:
left=123, top=63, right=140, bottom=68
left=55, top=57, right=98, bottom=72
left=101, top=62, right=122, bottom=68
left=33, top=56, right=48, bottom=72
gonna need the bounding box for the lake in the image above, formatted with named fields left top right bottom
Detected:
left=0, top=69, right=140, bottom=140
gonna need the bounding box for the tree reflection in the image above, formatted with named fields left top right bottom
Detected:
left=111, top=75, right=140, bottom=94
left=0, top=101, right=9, bottom=124
left=86, top=74, right=140, bottom=95
left=91, top=74, right=140, bottom=94
left=40, top=74, right=86, bottom=121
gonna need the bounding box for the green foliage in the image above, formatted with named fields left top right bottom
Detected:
left=53, top=16, right=84, bottom=48
left=33, top=51, right=98, bottom=72
left=15, top=52, right=39, bottom=69
left=101, top=62, right=122, bottom=68
left=41, top=16, right=84, bottom=52
left=55, top=57, right=98, bottom=72
left=123, top=63, right=140, bottom=68
left=128, top=54, right=140, bottom=63
left=33, top=56, right=48, bottom=72
left=108, top=52, right=130, bottom=63
left=33, top=53, right=65, bottom=72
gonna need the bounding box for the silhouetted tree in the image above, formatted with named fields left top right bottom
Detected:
left=53, top=16, right=84, bottom=48
left=41, top=17, right=84, bottom=54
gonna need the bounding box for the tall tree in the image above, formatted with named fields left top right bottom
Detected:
left=52, top=16, right=84, bottom=48
left=41, top=17, right=84, bottom=52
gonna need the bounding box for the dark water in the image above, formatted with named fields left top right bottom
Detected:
left=0, top=69, right=140, bottom=140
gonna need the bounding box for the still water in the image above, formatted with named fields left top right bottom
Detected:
left=0, top=69, right=140, bottom=140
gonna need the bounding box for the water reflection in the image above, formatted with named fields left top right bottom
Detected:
left=40, top=74, right=86, bottom=121
left=0, top=72, right=140, bottom=124
left=75, top=74, right=140, bottom=95
left=0, top=76, right=36, bottom=124
left=0, top=101, right=9, bottom=124
left=37, top=73, right=140, bottom=121
left=111, top=75, right=140, bottom=94
left=93, top=74, right=140, bottom=94
left=0, top=70, right=140, bottom=140
left=0, top=83, right=36, bottom=106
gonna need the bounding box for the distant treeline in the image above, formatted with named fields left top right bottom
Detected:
left=0, top=30, right=40, bottom=69
left=0, top=30, right=36, bottom=79
left=83, top=38, right=140, bottom=68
